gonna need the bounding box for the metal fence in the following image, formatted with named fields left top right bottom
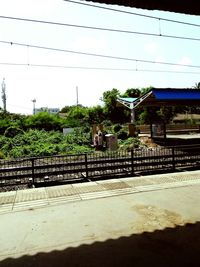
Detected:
left=1, top=145, right=200, bottom=188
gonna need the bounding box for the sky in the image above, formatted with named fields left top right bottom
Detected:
left=0, top=0, right=199, bottom=114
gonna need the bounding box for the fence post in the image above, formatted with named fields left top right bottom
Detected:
left=172, top=146, right=175, bottom=171
left=85, top=154, right=89, bottom=180
left=131, top=149, right=134, bottom=175
left=31, top=158, right=35, bottom=185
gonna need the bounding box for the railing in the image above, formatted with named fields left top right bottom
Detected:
left=0, top=145, right=200, bottom=188
left=136, top=124, right=200, bottom=134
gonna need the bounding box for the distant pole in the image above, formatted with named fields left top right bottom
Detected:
left=32, top=99, right=36, bottom=114
left=76, top=86, right=79, bottom=106
left=1, top=78, right=6, bottom=112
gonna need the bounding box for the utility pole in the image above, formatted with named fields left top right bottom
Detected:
left=32, top=98, right=36, bottom=115
left=1, top=78, right=6, bottom=112
left=76, top=86, right=79, bottom=106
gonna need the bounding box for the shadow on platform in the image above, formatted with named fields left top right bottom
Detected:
left=1, top=222, right=200, bottom=267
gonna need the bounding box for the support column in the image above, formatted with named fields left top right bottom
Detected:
left=131, top=109, right=135, bottom=123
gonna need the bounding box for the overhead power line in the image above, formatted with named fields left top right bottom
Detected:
left=65, top=0, right=200, bottom=28
left=0, top=39, right=199, bottom=69
left=0, top=15, right=200, bottom=42
left=0, top=62, right=200, bottom=75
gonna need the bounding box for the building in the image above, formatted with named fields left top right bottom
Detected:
left=35, top=107, right=60, bottom=114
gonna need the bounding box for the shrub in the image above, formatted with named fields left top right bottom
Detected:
left=0, top=150, right=5, bottom=159
left=102, top=120, right=112, bottom=126
left=118, top=137, right=141, bottom=151
left=112, top=124, right=122, bottom=133
left=24, top=112, right=65, bottom=131
left=117, top=129, right=128, bottom=140
left=0, top=127, right=94, bottom=159
left=4, top=126, right=24, bottom=138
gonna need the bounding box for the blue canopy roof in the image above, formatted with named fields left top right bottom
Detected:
left=117, top=88, right=200, bottom=109
left=153, top=89, right=200, bottom=100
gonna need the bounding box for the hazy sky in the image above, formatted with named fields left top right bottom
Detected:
left=0, top=0, right=199, bottom=114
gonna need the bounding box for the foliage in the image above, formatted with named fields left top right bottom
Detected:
left=24, top=112, right=65, bottom=131
left=138, top=106, right=177, bottom=124
left=112, top=124, right=122, bottom=133
left=0, top=128, right=93, bottom=159
left=118, top=137, right=141, bottom=151
left=63, top=106, right=89, bottom=127
left=4, top=126, right=24, bottom=138
left=103, top=88, right=119, bottom=107
left=0, top=112, right=26, bottom=134
left=193, top=82, right=200, bottom=89
left=102, top=120, right=112, bottom=126
left=138, top=108, right=149, bottom=124
left=1, top=85, right=200, bottom=159
left=87, top=105, right=105, bottom=124
left=117, top=129, right=128, bottom=140
left=64, top=127, right=91, bottom=146
left=0, top=119, right=11, bottom=135
left=120, top=87, right=152, bottom=98
left=156, top=106, right=177, bottom=123
left=140, top=86, right=153, bottom=95
left=102, top=88, right=130, bottom=123
left=121, top=88, right=141, bottom=98
left=102, top=88, right=120, bottom=122
left=60, top=105, right=72, bottom=113
left=67, top=106, right=88, bottom=121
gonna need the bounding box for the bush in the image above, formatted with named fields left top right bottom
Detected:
left=4, top=126, right=24, bottom=138
left=24, top=112, right=65, bottom=131
left=102, top=120, right=112, bottom=126
left=0, top=150, right=5, bottom=159
left=0, top=128, right=94, bottom=159
left=118, top=137, right=141, bottom=151
left=117, top=129, right=128, bottom=140
left=112, top=124, right=122, bottom=133
left=64, top=128, right=91, bottom=146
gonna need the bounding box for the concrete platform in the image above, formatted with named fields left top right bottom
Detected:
left=1, top=170, right=200, bottom=266
left=167, top=133, right=200, bottom=139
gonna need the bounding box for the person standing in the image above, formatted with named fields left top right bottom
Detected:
left=93, top=132, right=99, bottom=148
left=98, top=130, right=103, bottom=150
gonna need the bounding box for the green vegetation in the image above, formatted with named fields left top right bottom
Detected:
left=118, top=137, right=142, bottom=151
left=0, top=128, right=93, bottom=159
left=0, top=85, right=199, bottom=159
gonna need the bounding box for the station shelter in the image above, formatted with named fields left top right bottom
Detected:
left=117, top=88, right=200, bottom=143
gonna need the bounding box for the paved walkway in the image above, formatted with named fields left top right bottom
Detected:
left=1, top=170, right=200, bottom=266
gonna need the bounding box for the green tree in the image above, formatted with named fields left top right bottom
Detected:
left=60, top=105, right=71, bottom=113
left=0, top=112, right=26, bottom=134
left=87, top=105, right=105, bottom=124
left=193, top=82, right=200, bottom=89
left=121, top=88, right=141, bottom=98
left=139, top=106, right=177, bottom=124
left=140, top=86, right=153, bottom=95
left=24, top=112, right=64, bottom=131
left=64, top=106, right=89, bottom=127
left=102, top=88, right=126, bottom=122
left=157, top=106, right=177, bottom=123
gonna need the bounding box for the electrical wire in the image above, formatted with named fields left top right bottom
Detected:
left=0, top=15, right=200, bottom=42
left=1, top=61, right=200, bottom=74
left=65, top=0, right=200, bottom=28
left=0, top=40, right=199, bottom=69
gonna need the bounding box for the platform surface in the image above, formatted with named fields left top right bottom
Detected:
left=1, top=170, right=200, bottom=266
